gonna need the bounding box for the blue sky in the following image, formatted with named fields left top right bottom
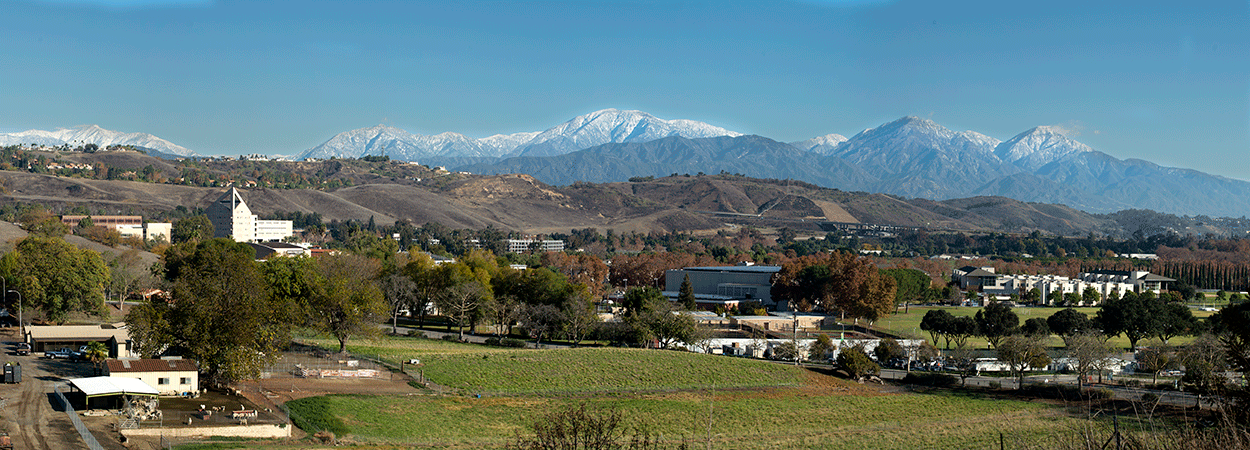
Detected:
left=2, top=0, right=1248, bottom=180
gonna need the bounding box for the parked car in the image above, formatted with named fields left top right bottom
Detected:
left=15, top=343, right=30, bottom=356
left=44, top=348, right=74, bottom=359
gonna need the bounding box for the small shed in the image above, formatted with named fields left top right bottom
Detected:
left=106, top=358, right=199, bottom=396
left=67, top=376, right=159, bottom=410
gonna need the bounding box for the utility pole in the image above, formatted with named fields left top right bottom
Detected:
left=793, top=313, right=800, bottom=366
left=9, top=290, right=21, bottom=343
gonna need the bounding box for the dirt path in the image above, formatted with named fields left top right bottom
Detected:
left=0, top=336, right=91, bottom=450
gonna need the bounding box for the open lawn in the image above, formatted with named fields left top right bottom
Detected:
left=285, top=377, right=1093, bottom=449
left=877, top=306, right=1213, bottom=350
left=299, top=334, right=807, bottom=394
left=266, top=333, right=1203, bottom=450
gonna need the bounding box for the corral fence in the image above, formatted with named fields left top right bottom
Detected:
left=261, top=350, right=388, bottom=380
left=52, top=384, right=107, bottom=450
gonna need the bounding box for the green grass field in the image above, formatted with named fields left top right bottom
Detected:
left=286, top=382, right=1092, bottom=449
left=275, top=333, right=1140, bottom=449
left=877, top=306, right=1213, bottom=350
left=300, top=335, right=807, bottom=394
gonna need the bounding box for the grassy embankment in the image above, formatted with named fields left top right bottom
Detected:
left=278, top=333, right=1111, bottom=449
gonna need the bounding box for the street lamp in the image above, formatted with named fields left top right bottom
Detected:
left=7, top=290, right=20, bottom=339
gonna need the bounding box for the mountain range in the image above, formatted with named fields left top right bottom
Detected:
left=331, top=112, right=1242, bottom=218
left=294, top=108, right=740, bottom=162
left=0, top=125, right=197, bottom=158
left=6, top=111, right=1248, bottom=217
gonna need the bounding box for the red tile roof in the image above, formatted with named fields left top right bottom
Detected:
left=106, top=359, right=198, bottom=373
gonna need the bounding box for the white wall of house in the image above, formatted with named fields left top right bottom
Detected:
left=107, top=370, right=199, bottom=396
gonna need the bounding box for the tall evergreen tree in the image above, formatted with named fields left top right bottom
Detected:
left=678, top=274, right=696, bottom=310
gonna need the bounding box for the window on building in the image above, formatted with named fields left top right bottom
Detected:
left=158, top=378, right=170, bottom=385
left=180, top=377, right=191, bottom=385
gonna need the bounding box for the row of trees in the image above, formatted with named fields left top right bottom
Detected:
left=920, top=291, right=1201, bottom=353
left=396, top=250, right=701, bottom=349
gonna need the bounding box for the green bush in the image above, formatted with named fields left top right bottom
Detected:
left=484, top=337, right=501, bottom=346
left=441, top=335, right=459, bottom=342
left=836, top=346, right=880, bottom=381
left=989, top=381, right=1002, bottom=390
left=1140, top=392, right=1159, bottom=404
left=407, top=330, right=425, bottom=338
left=1088, top=388, right=1115, bottom=400
left=500, top=338, right=527, bottom=348
left=901, top=372, right=958, bottom=387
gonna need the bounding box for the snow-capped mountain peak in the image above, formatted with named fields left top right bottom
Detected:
left=510, top=109, right=742, bottom=157
left=0, top=124, right=197, bottom=156
left=299, top=109, right=743, bottom=161
left=790, top=133, right=849, bottom=155
left=994, top=126, right=1093, bottom=170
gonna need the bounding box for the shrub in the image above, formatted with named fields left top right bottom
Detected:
left=1088, top=388, right=1114, bottom=400
left=836, top=346, right=879, bottom=381
left=1141, top=392, right=1159, bottom=404
left=500, top=338, right=527, bottom=348
left=1020, top=384, right=1083, bottom=401
left=901, top=372, right=958, bottom=387
left=407, top=330, right=425, bottom=338
left=510, top=403, right=679, bottom=450
left=485, top=337, right=502, bottom=346
left=989, top=381, right=1002, bottom=390
left=442, top=335, right=459, bottom=342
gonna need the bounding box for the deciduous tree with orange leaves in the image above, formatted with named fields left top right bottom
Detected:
left=772, top=251, right=896, bottom=322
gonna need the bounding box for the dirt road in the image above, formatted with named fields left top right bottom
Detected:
left=0, top=332, right=93, bottom=450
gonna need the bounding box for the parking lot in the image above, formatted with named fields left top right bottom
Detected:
left=0, top=327, right=106, bottom=450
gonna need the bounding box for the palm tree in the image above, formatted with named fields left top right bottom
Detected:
left=85, top=341, right=109, bottom=375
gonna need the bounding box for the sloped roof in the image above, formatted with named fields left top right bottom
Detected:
left=106, top=358, right=198, bottom=373
left=964, top=268, right=997, bottom=277
left=69, top=376, right=158, bottom=398
left=27, top=325, right=128, bottom=342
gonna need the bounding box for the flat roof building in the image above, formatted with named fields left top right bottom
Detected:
left=664, top=264, right=782, bottom=309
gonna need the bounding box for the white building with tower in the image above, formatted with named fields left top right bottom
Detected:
left=206, top=187, right=293, bottom=242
